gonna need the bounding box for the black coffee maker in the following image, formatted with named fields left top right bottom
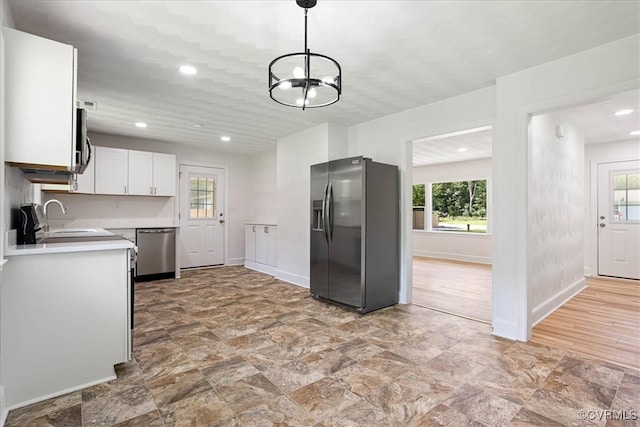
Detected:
left=19, top=203, right=46, bottom=244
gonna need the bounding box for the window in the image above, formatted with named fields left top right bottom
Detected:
left=613, top=172, right=640, bottom=221
left=412, top=184, right=425, bottom=230
left=413, top=179, right=488, bottom=233
left=189, top=177, right=215, bottom=218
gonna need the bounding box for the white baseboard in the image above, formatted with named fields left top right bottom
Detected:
left=492, top=318, right=521, bottom=341
left=4, top=374, right=116, bottom=414
left=275, top=269, right=309, bottom=288
left=1, top=386, right=6, bottom=427
left=413, top=250, right=491, bottom=265
left=227, top=257, right=245, bottom=266
left=531, top=277, right=586, bottom=327
left=244, top=260, right=277, bottom=276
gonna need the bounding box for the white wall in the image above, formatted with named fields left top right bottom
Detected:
left=249, top=149, right=277, bottom=224
left=584, top=139, right=640, bottom=277
left=412, top=158, right=492, bottom=264
left=528, top=114, right=586, bottom=326
left=70, top=132, right=253, bottom=265
left=494, top=34, right=640, bottom=340
left=348, top=86, right=496, bottom=304
left=275, top=123, right=348, bottom=287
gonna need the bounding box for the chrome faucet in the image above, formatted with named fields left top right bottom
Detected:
left=43, top=199, right=67, bottom=232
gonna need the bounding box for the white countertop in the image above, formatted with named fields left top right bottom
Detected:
left=5, top=229, right=136, bottom=257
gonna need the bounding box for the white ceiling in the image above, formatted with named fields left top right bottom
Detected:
left=8, top=1, right=640, bottom=155
left=412, top=90, right=640, bottom=167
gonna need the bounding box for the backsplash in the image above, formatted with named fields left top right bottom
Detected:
left=42, top=193, right=176, bottom=229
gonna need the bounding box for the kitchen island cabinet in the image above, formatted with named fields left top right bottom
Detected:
left=1, top=241, right=134, bottom=408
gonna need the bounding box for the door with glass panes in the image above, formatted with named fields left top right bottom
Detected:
left=179, top=165, right=225, bottom=267
left=598, top=160, right=640, bottom=279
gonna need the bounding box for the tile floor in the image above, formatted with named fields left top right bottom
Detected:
left=5, top=266, right=639, bottom=426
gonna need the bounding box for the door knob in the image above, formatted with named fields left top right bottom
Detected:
left=599, top=223, right=605, bottom=228
left=219, top=219, right=225, bottom=224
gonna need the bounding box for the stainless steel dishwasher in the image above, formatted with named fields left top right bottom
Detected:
left=136, top=228, right=176, bottom=280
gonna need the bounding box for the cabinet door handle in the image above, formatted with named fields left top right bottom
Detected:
left=252, top=225, right=256, bottom=232
left=264, top=226, right=269, bottom=233
left=124, top=185, right=127, bottom=194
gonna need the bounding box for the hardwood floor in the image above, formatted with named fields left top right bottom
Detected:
left=412, top=257, right=492, bottom=323
left=532, top=276, right=640, bottom=370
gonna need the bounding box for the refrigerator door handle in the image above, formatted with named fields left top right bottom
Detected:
left=321, top=183, right=329, bottom=243
left=327, top=182, right=334, bottom=243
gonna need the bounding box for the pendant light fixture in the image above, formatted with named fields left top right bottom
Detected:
left=268, top=0, right=341, bottom=110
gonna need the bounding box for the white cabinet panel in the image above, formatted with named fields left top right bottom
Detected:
left=71, top=154, right=95, bottom=194
left=126, top=150, right=175, bottom=196
left=4, top=28, right=76, bottom=170
left=94, top=147, right=128, bottom=195
left=245, top=225, right=256, bottom=262
left=245, top=224, right=277, bottom=273
left=127, top=150, right=154, bottom=195
left=153, top=153, right=176, bottom=196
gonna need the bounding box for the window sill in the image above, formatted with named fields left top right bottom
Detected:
left=412, top=230, right=492, bottom=238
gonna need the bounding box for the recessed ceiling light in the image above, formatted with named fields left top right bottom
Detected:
left=179, top=65, right=197, bottom=75
left=457, top=147, right=468, bottom=152
left=192, top=123, right=203, bottom=128
left=135, top=122, right=147, bottom=128
left=615, top=109, right=634, bottom=116
left=220, top=136, right=231, bottom=142
left=630, top=130, right=640, bottom=136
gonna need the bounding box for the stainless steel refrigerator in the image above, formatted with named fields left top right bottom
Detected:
left=310, top=156, right=399, bottom=313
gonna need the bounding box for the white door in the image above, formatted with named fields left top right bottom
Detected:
left=598, top=160, right=640, bottom=279
left=179, top=165, right=225, bottom=268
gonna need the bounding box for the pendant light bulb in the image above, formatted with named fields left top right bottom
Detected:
left=308, top=87, right=317, bottom=98
left=279, top=81, right=292, bottom=90
left=293, top=66, right=305, bottom=78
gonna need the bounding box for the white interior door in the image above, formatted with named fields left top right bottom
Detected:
left=597, top=160, right=640, bottom=279
left=179, top=165, right=225, bottom=268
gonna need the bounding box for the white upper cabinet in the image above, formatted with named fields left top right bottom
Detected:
left=94, top=147, right=128, bottom=195
left=93, top=147, right=175, bottom=196
left=4, top=28, right=77, bottom=170
left=152, top=153, right=176, bottom=196
left=128, top=151, right=176, bottom=196
left=127, top=150, right=154, bottom=195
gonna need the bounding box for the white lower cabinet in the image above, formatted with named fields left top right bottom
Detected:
left=245, top=224, right=277, bottom=275
left=1, top=248, right=132, bottom=408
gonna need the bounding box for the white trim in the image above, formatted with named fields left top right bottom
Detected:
left=244, top=260, right=277, bottom=276
left=413, top=230, right=492, bottom=239
left=492, top=318, right=520, bottom=340
left=531, top=277, right=586, bottom=326
left=4, top=374, right=116, bottom=413
left=413, top=250, right=491, bottom=265
left=275, top=269, right=309, bottom=288
left=227, top=257, right=244, bottom=266
left=517, top=81, right=639, bottom=342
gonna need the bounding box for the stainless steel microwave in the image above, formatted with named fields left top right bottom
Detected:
left=74, top=108, right=92, bottom=174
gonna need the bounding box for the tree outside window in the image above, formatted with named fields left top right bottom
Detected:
left=413, top=180, right=488, bottom=233
left=412, top=184, right=425, bottom=230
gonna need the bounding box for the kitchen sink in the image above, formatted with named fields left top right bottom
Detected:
left=44, top=228, right=114, bottom=238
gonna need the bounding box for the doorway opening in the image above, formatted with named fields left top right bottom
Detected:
left=530, top=89, right=639, bottom=363
left=411, top=125, right=493, bottom=323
